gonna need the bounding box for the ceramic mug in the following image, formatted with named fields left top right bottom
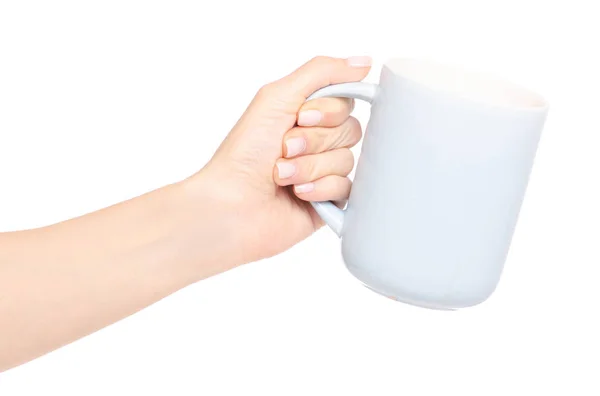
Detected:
left=306, top=58, right=548, bottom=310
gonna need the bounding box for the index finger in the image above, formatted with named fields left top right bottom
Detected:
left=274, top=56, right=372, bottom=104
left=297, top=97, right=354, bottom=127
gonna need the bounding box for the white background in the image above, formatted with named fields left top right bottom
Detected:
left=1, top=0, right=599, bottom=394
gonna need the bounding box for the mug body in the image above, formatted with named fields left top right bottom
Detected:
left=341, top=59, right=548, bottom=309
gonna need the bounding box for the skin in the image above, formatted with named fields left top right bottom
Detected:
left=0, top=56, right=372, bottom=372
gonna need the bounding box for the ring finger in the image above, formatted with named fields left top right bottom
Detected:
left=274, top=148, right=354, bottom=186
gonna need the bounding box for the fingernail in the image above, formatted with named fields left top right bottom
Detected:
left=346, top=56, right=372, bottom=67
left=285, top=137, right=306, bottom=158
left=298, top=110, right=321, bottom=126
left=277, top=162, right=296, bottom=179
left=294, top=183, right=314, bottom=193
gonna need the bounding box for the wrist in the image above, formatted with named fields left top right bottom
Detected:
left=170, top=172, right=246, bottom=282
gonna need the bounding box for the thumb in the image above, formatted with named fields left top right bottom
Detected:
left=269, top=56, right=372, bottom=104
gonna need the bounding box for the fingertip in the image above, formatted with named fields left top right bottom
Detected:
left=293, top=176, right=352, bottom=202
left=294, top=182, right=315, bottom=194
left=297, top=109, right=322, bottom=127
left=275, top=160, right=297, bottom=182
left=284, top=136, right=306, bottom=158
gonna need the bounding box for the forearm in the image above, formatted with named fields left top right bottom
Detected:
left=0, top=176, right=237, bottom=372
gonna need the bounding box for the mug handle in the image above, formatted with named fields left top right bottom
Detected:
left=304, top=82, right=379, bottom=237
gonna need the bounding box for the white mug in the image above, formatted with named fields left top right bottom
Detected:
left=307, top=58, right=548, bottom=310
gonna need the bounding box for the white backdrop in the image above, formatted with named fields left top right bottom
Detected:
left=1, top=0, right=598, bottom=394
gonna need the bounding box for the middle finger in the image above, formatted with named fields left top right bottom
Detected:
left=282, top=116, right=362, bottom=158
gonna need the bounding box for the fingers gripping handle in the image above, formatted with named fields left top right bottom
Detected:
left=304, top=82, right=379, bottom=237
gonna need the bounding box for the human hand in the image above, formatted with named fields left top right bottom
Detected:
left=188, top=56, right=372, bottom=266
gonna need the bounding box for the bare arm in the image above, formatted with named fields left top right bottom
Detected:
left=0, top=180, right=239, bottom=371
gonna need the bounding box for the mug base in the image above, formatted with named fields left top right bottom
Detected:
left=344, top=262, right=461, bottom=310
left=361, top=283, right=456, bottom=311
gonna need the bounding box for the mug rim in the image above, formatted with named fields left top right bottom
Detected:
left=383, top=58, right=549, bottom=112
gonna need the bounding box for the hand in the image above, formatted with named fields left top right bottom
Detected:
left=190, top=56, right=372, bottom=265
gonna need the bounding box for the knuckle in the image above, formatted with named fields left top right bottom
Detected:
left=312, top=98, right=345, bottom=118
left=345, top=148, right=355, bottom=161
left=310, top=55, right=332, bottom=67
left=336, top=177, right=352, bottom=194
left=346, top=117, right=363, bottom=144
left=308, top=56, right=339, bottom=75
left=328, top=97, right=352, bottom=115
left=329, top=117, right=361, bottom=149
left=257, top=82, right=277, bottom=97
left=342, top=177, right=353, bottom=190
left=340, top=149, right=355, bottom=171
left=315, top=127, right=331, bottom=149
left=327, top=176, right=352, bottom=201
left=335, top=98, right=350, bottom=113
